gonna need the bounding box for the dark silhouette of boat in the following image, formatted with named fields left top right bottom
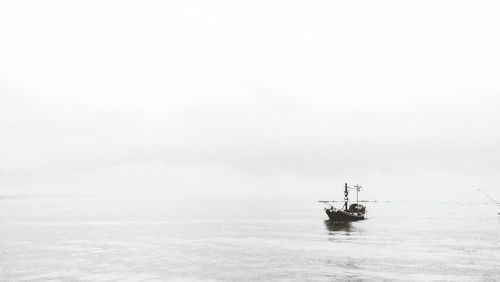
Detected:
left=324, top=183, right=367, bottom=222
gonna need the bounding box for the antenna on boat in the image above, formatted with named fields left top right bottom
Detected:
left=354, top=184, right=362, bottom=204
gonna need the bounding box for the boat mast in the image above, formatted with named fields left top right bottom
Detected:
left=343, top=183, right=349, bottom=210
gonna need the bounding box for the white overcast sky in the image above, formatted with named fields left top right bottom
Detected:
left=1, top=1, right=499, bottom=200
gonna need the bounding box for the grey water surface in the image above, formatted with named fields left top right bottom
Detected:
left=1, top=197, right=499, bottom=281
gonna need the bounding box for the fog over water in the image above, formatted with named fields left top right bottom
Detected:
left=1, top=1, right=500, bottom=200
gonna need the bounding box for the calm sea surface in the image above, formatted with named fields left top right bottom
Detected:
left=1, top=196, right=499, bottom=281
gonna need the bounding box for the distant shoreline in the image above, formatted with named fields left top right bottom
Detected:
left=0, top=194, right=94, bottom=200
left=318, top=200, right=379, bottom=203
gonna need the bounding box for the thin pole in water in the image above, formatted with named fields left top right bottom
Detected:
left=478, top=189, right=500, bottom=215
left=478, top=189, right=499, bottom=205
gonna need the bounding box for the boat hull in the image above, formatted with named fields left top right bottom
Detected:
left=325, top=208, right=365, bottom=222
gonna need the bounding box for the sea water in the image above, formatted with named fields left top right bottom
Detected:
left=1, top=196, right=499, bottom=281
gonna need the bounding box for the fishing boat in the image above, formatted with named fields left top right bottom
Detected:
left=324, top=183, right=367, bottom=222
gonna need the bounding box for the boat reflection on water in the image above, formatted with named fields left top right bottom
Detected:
left=324, top=220, right=356, bottom=233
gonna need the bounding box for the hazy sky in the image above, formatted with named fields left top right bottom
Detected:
left=1, top=1, right=499, bottom=200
